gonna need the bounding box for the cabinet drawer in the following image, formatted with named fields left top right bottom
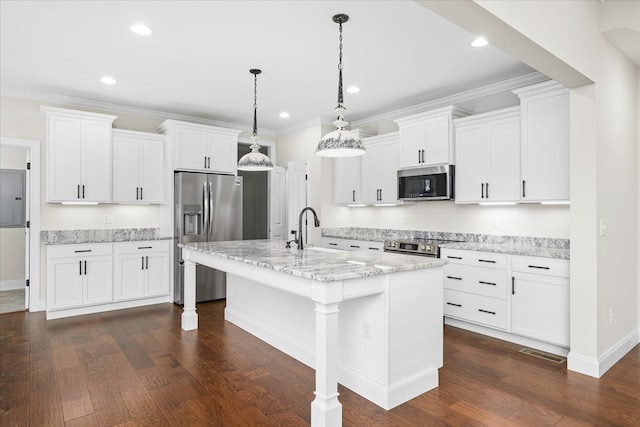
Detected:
left=47, top=243, right=113, bottom=258
left=511, top=256, right=569, bottom=278
left=322, top=238, right=346, bottom=250
left=444, top=264, right=508, bottom=299
left=114, top=240, right=172, bottom=254
left=347, top=240, right=383, bottom=251
left=441, top=249, right=507, bottom=269
left=444, top=289, right=509, bottom=330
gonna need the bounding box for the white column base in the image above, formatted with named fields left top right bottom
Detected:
left=181, top=259, right=198, bottom=331
left=181, top=309, right=198, bottom=331
left=311, top=392, right=342, bottom=427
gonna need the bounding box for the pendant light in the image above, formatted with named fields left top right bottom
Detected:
left=238, top=68, right=274, bottom=171
left=316, top=14, right=365, bottom=158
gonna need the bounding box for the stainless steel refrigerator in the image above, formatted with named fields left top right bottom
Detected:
left=174, top=172, right=243, bottom=304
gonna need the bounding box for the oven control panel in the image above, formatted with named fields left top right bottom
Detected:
left=384, top=240, right=439, bottom=257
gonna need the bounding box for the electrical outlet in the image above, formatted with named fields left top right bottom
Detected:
left=363, top=320, right=372, bottom=339
left=599, top=218, right=608, bottom=236
left=103, top=214, right=114, bottom=224
left=492, top=217, right=501, bottom=228
left=400, top=214, right=407, bottom=225
left=609, top=308, right=614, bottom=325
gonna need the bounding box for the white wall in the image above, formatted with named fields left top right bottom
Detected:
left=0, top=145, right=27, bottom=285
left=440, top=0, right=640, bottom=375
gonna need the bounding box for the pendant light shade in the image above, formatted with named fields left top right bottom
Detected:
left=238, top=69, right=274, bottom=171
left=316, top=14, right=365, bottom=158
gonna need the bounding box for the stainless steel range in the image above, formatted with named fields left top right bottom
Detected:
left=383, top=238, right=453, bottom=258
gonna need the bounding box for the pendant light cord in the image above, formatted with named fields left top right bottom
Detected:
left=337, top=20, right=344, bottom=107
left=253, top=72, right=258, bottom=138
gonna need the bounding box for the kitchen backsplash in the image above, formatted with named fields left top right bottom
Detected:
left=322, top=227, right=570, bottom=249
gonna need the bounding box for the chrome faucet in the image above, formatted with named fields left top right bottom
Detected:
left=297, top=207, right=320, bottom=250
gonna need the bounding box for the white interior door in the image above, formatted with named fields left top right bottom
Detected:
left=286, top=161, right=307, bottom=242
left=269, top=166, right=286, bottom=240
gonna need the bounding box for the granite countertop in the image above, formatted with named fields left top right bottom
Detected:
left=41, top=228, right=172, bottom=245
left=179, top=239, right=446, bottom=283
left=438, top=242, right=570, bottom=260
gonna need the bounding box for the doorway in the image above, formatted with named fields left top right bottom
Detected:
left=0, top=138, right=41, bottom=313
left=237, top=143, right=269, bottom=239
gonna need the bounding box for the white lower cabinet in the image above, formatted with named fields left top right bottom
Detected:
left=47, top=240, right=171, bottom=319
left=114, top=241, right=171, bottom=300
left=322, top=238, right=383, bottom=252
left=511, top=256, right=570, bottom=346
left=441, top=248, right=570, bottom=350
left=47, top=244, right=113, bottom=310
left=442, top=249, right=509, bottom=330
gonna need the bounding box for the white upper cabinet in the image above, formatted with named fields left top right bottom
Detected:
left=334, top=155, right=362, bottom=205
left=112, top=129, right=165, bottom=204
left=158, top=120, right=240, bottom=175
left=454, top=107, right=520, bottom=204
left=361, top=132, right=400, bottom=204
left=42, top=106, right=116, bottom=202
left=395, top=106, right=470, bottom=169
left=513, top=81, right=570, bottom=203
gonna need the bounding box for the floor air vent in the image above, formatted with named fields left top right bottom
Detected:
left=519, top=348, right=566, bottom=364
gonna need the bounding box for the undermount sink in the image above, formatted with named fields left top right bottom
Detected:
left=305, top=246, right=343, bottom=253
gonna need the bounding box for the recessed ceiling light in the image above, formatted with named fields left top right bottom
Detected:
left=471, top=37, right=489, bottom=47
left=346, top=86, right=360, bottom=93
left=100, top=76, right=117, bottom=85
left=130, top=24, right=152, bottom=36
left=279, top=112, right=290, bottom=118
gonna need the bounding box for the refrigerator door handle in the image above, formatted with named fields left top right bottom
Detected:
left=209, top=181, right=214, bottom=237
left=203, top=181, right=209, bottom=235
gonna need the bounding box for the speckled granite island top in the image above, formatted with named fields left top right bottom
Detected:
left=179, top=239, right=446, bottom=283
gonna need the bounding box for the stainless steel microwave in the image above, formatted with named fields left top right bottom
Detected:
left=397, top=165, right=455, bottom=201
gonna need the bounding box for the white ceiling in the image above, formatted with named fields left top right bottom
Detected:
left=0, top=1, right=535, bottom=132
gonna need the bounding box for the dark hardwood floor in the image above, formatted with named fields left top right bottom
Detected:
left=1, top=301, right=638, bottom=426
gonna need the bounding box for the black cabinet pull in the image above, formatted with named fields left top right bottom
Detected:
left=479, top=281, right=496, bottom=286
left=481, top=183, right=485, bottom=199
left=418, top=149, right=421, bottom=163
left=204, top=156, right=208, bottom=168
left=352, top=190, right=355, bottom=202
left=486, top=182, right=489, bottom=198
left=512, top=276, right=515, bottom=295
left=140, top=187, right=143, bottom=200
left=83, top=260, right=87, bottom=275
left=478, top=259, right=496, bottom=263
left=447, top=256, right=462, bottom=260
left=138, top=246, right=152, bottom=250
left=368, top=247, right=379, bottom=251
left=350, top=245, right=360, bottom=248
left=478, top=309, right=496, bottom=315
left=77, top=184, right=81, bottom=199
left=446, top=302, right=462, bottom=307
left=328, top=243, right=338, bottom=246
left=141, top=256, right=144, bottom=270
left=79, top=260, right=82, bottom=275
left=74, top=249, right=92, bottom=253
left=522, top=180, right=526, bottom=198
left=145, top=256, right=149, bottom=270
left=82, top=185, right=85, bottom=199
left=446, top=276, right=462, bottom=280
left=136, top=187, right=139, bottom=200
left=528, top=265, right=550, bottom=270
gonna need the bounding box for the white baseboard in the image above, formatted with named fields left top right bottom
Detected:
left=46, top=296, right=171, bottom=320
left=225, top=306, right=439, bottom=410
left=0, top=279, right=24, bottom=291
left=568, top=328, right=640, bottom=378
left=444, top=317, right=569, bottom=357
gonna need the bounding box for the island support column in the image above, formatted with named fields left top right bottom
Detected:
left=181, top=258, right=198, bottom=331
left=311, top=282, right=343, bottom=427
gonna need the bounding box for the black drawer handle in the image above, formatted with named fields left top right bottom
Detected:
left=446, top=302, right=462, bottom=307
left=446, top=276, right=462, bottom=281
left=350, top=245, right=360, bottom=248
left=478, top=281, right=496, bottom=286
left=328, top=243, right=338, bottom=246
left=528, top=265, right=550, bottom=270
left=478, top=259, right=496, bottom=263
left=138, top=246, right=153, bottom=249
left=447, top=256, right=462, bottom=260
left=74, top=250, right=92, bottom=253
left=368, top=247, right=379, bottom=250
left=478, top=309, right=496, bottom=315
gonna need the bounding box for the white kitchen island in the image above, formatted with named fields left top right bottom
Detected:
left=179, top=240, right=445, bottom=427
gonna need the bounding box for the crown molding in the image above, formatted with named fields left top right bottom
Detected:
left=351, top=72, right=549, bottom=129
left=1, top=86, right=278, bottom=138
